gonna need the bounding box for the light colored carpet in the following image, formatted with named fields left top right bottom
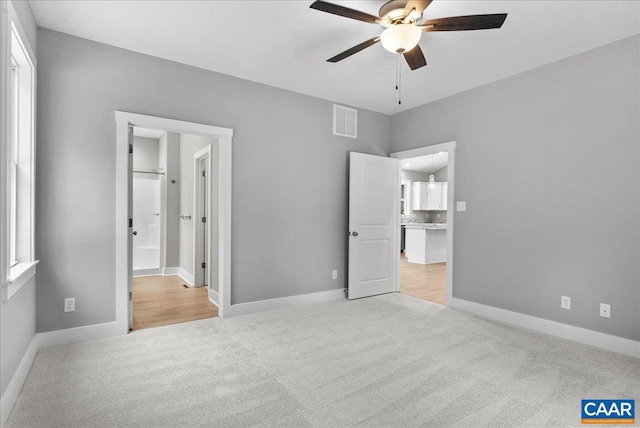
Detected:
left=7, top=293, right=640, bottom=427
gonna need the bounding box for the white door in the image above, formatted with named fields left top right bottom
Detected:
left=348, top=152, right=399, bottom=299
left=127, top=126, right=134, bottom=330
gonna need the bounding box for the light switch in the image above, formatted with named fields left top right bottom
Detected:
left=457, top=201, right=466, bottom=212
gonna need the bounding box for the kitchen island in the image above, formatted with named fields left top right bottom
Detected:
left=404, top=223, right=447, bottom=264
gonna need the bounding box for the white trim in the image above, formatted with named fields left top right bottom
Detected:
left=162, top=266, right=180, bottom=276
left=155, top=267, right=196, bottom=286
left=225, top=288, right=345, bottom=317
left=2, top=259, right=37, bottom=300
left=193, top=145, right=212, bottom=289
left=391, top=141, right=456, bottom=306
left=0, top=333, right=38, bottom=428
left=208, top=288, right=219, bottom=307
left=1, top=0, right=11, bottom=307
left=7, top=2, right=36, bottom=265
left=450, top=297, right=640, bottom=359
left=115, top=111, right=233, bottom=329
left=176, top=267, right=194, bottom=287
left=132, top=268, right=161, bottom=277
left=37, top=322, right=121, bottom=349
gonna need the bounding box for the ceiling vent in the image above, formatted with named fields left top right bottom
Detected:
left=333, top=104, right=357, bottom=139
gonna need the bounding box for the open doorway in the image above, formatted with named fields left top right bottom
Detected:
left=399, top=152, right=448, bottom=304
left=130, top=127, right=219, bottom=331
left=391, top=142, right=455, bottom=306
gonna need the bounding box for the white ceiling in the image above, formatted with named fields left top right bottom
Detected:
left=133, top=127, right=165, bottom=139
left=402, top=152, right=447, bottom=173
left=30, top=1, right=640, bottom=115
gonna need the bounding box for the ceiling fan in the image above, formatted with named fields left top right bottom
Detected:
left=310, top=0, right=508, bottom=70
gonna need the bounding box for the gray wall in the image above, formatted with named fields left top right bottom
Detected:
left=9, top=0, right=36, bottom=54
left=390, top=35, right=640, bottom=341
left=1, top=278, right=35, bottom=397
left=1, top=0, right=37, bottom=402
left=433, top=166, right=447, bottom=182
left=159, top=131, right=181, bottom=268
left=35, top=29, right=390, bottom=331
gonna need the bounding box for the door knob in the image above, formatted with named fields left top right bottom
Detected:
left=132, top=231, right=138, bottom=236
left=352, top=231, right=359, bottom=237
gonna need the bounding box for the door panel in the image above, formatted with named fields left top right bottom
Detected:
left=348, top=152, right=398, bottom=299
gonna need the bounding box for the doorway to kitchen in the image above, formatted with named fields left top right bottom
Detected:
left=392, top=142, right=455, bottom=305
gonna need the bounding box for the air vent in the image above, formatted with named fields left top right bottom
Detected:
left=333, top=104, right=357, bottom=139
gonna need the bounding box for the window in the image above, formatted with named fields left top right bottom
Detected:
left=10, top=56, right=17, bottom=266
left=2, top=10, right=37, bottom=300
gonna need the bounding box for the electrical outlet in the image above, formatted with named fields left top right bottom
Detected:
left=332, top=270, right=338, bottom=280
left=457, top=201, right=466, bottom=212
left=64, top=298, right=75, bottom=313
left=561, top=296, right=571, bottom=310
left=600, top=303, right=611, bottom=319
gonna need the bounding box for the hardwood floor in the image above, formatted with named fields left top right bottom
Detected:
left=132, top=275, right=218, bottom=331
left=399, top=253, right=446, bottom=305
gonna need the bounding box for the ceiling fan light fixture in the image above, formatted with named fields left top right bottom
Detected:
left=380, top=23, right=421, bottom=54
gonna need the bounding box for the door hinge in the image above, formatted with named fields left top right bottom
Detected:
left=202, top=216, right=206, bottom=223
left=129, top=218, right=133, bottom=228
left=129, top=144, right=133, bottom=154
left=202, top=170, right=206, bottom=177
left=129, top=291, right=132, bottom=301
left=201, top=262, right=206, bottom=269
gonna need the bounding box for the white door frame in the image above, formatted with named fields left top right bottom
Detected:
left=390, top=141, right=456, bottom=305
left=193, top=145, right=211, bottom=290
left=115, top=111, right=233, bottom=333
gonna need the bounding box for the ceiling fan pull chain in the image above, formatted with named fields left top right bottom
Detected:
left=398, top=55, right=402, bottom=105
left=395, top=55, right=399, bottom=91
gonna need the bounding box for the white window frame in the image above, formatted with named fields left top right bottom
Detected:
left=1, top=1, right=38, bottom=301
left=10, top=55, right=17, bottom=267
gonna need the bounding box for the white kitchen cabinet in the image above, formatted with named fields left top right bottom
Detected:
left=412, top=181, right=447, bottom=211
left=426, top=183, right=443, bottom=210
left=442, top=182, right=448, bottom=210
left=411, top=182, right=428, bottom=211
left=405, top=227, right=447, bottom=264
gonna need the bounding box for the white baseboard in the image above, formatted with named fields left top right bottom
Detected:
left=162, top=267, right=179, bottom=276
left=163, top=267, right=194, bottom=286
left=37, top=322, right=122, bottom=349
left=177, top=268, right=194, bottom=287
left=225, top=288, right=345, bottom=317
left=0, top=334, right=39, bottom=428
left=208, top=288, right=219, bottom=307
left=450, top=297, right=640, bottom=359
left=132, top=268, right=161, bottom=277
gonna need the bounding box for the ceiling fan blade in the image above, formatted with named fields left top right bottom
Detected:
left=419, top=14, right=507, bottom=32
left=327, top=37, right=381, bottom=63
left=403, top=0, right=433, bottom=18
left=403, top=44, right=427, bottom=70
left=310, top=0, right=381, bottom=24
